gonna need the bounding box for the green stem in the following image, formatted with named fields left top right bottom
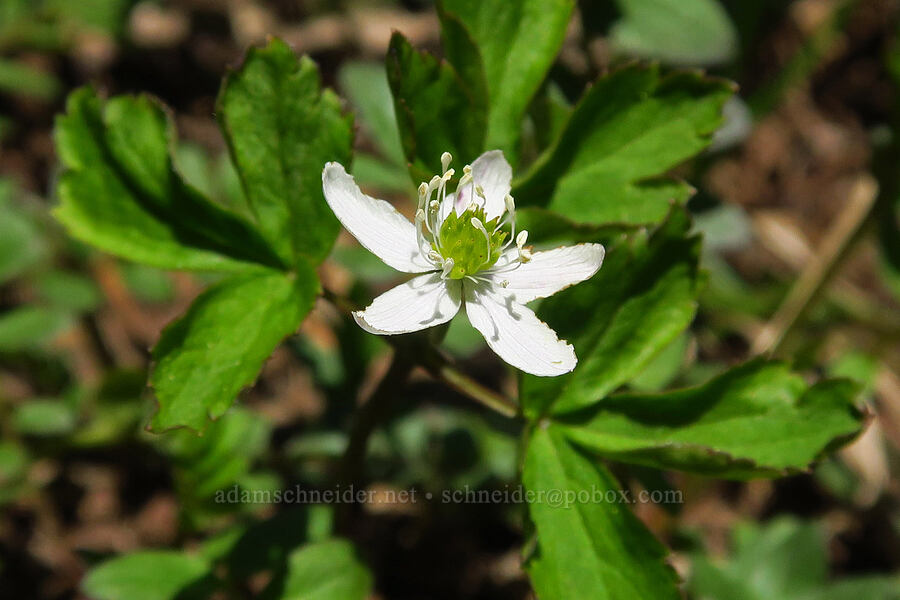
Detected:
left=420, top=346, right=519, bottom=418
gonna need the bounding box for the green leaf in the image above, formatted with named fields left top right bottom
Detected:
left=520, top=211, right=702, bottom=418
left=386, top=32, right=488, bottom=181
left=0, top=305, right=73, bottom=352
left=218, top=38, right=353, bottom=265
left=523, top=426, right=680, bottom=600
left=338, top=62, right=405, bottom=165
left=0, top=187, right=46, bottom=283
left=0, top=441, right=29, bottom=504
left=689, top=517, right=900, bottom=600
left=513, top=65, right=732, bottom=226
left=13, top=399, right=77, bottom=436
left=558, top=360, right=864, bottom=478
left=161, top=407, right=271, bottom=502
left=82, top=551, right=212, bottom=600
left=0, top=57, right=62, bottom=100
left=439, top=0, right=575, bottom=162
left=268, top=539, right=373, bottom=600
left=34, top=270, right=102, bottom=313
left=150, top=267, right=317, bottom=431
left=611, top=0, right=738, bottom=66
left=54, top=88, right=283, bottom=272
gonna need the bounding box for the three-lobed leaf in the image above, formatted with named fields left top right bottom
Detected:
left=557, top=360, right=864, bottom=478
left=151, top=267, right=318, bottom=432
left=523, top=426, right=680, bottom=600
left=513, top=65, right=733, bottom=226
left=55, top=88, right=284, bottom=272
left=218, top=38, right=353, bottom=266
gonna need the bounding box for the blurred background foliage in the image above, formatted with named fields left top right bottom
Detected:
left=0, top=0, right=899, bottom=598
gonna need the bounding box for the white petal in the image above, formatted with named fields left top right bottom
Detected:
left=322, top=162, right=432, bottom=273
left=464, top=282, right=576, bottom=377
left=487, top=244, right=605, bottom=304
left=354, top=273, right=461, bottom=335
left=455, top=150, right=512, bottom=220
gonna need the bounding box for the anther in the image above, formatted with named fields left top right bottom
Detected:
left=441, top=152, right=452, bottom=173
left=441, top=258, right=455, bottom=279
left=516, top=230, right=528, bottom=248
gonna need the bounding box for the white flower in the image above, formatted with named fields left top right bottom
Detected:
left=321, top=150, right=605, bottom=377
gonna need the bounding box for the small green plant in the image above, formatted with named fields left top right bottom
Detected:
left=46, top=1, right=870, bottom=598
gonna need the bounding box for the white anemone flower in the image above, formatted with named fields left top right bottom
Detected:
left=321, top=150, right=604, bottom=377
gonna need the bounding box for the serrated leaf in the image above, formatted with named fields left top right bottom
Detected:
left=82, top=551, right=212, bottom=600
left=611, top=0, right=738, bottom=66
left=150, top=267, right=317, bottom=431
left=268, top=539, right=373, bottom=600
left=513, top=65, right=732, bottom=226
left=557, top=360, right=864, bottom=478
left=520, top=211, right=702, bottom=418
left=439, top=0, right=574, bottom=163
left=386, top=32, right=488, bottom=181
left=55, top=88, right=284, bottom=272
left=218, top=39, right=353, bottom=265
left=523, top=426, right=680, bottom=600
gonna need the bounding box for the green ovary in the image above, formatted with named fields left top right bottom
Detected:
left=436, top=207, right=507, bottom=279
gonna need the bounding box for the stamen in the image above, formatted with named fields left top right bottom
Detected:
left=415, top=209, right=428, bottom=257
left=441, top=258, right=455, bottom=279
left=471, top=217, right=492, bottom=265
left=441, top=152, right=453, bottom=174
left=417, top=182, right=428, bottom=208
left=516, top=230, right=532, bottom=263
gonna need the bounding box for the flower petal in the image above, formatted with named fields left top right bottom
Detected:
left=455, top=150, right=512, bottom=220
left=464, top=282, right=576, bottom=376
left=354, top=273, right=461, bottom=335
left=487, top=244, right=605, bottom=304
left=323, top=162, right=433, bottom=273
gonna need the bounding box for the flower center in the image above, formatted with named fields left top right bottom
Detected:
left=415, top=151, right=532, bottom=281
left=436, top=206, right=507, bottom=279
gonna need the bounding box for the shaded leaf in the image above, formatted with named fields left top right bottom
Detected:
left=266, top=539, right=373, bottom=600
left=0, top=305, right=73, bottom=352
left=82, top=551, right=213, bottom=600
left=338, top=62, right=405, bottom=165
left=610, top=0, right=738, bottom=66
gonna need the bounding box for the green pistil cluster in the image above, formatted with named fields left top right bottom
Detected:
left=437, top=206, right=507, bottom=279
